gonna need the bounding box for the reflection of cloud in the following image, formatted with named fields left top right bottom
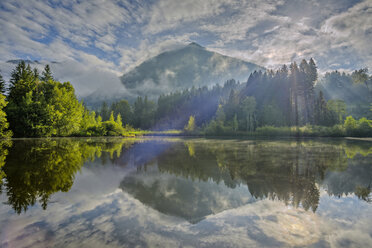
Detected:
left=1, top=159, right=372, bottom=248
left=1, top=138, right=372, bottom=247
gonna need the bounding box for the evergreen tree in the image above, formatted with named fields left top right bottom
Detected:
left=290, top=62, right=299, bottom=126
left=184, top=116, right=196, bottom=132
left=99, top=102, right=110, bottom=121
left=232, top=114, right=238, bottom=131
left=216, top=104, right=226, bottom=124
left=116, top=113, right=123, bottom=127
left=33, top=68, right=40, bottom=80
left=241, top=96, right=256, bottom=131
left=314, top=91, right=328, bottom=125
left=41, top=64, right=53, bottom=82
left=109, top=111, right=115, bottom=122
left=111, top=100, right=133, bottom=125
left=327, top=99, right=346, bottom=124
left=0, top=94, right=12, bottom=138
left=8, top=61, right=37, bottom=105
left=0, top=72, right=5, bottom=94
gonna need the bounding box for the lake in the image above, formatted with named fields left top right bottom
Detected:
left=0, top=137, right=371, bottom=247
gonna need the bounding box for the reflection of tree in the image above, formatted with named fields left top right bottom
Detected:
left=355, top=185, right=371, bottom=203
left=0, top=138, right=133, bottom=214
left=132, top=139, right=371, bottom=213
left=0, top=140, right=12, bottom=194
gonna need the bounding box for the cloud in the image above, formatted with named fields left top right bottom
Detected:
left=0, top=0, right=371, bottom=97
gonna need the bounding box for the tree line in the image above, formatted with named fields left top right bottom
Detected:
left=97, top=59, right=371, bottom=136
left=1, top=59, right=371, bottom=138
left=0, top=62, right=134, bottom=138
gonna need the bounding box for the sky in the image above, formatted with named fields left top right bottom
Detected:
left=0, top=0, right=371, bottom=96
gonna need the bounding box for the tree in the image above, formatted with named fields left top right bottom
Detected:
left=41, top=64, right=53, bottom=82
left=45, top=81, right=84, bottom=136
left=99, top=102, right=110, bottom=121
left=351, top=68, right=368, bottom=85
left=0, top=72, right=5, bottom=94
left=344, top=116, right=357, bottom=135
left=6, top=62, right=85, bottom=137
left=109, top=111, right=115, bottom=122
left=216, top=104, right=226, bottom=124
left=232, top=114, right=238, bottom=131
left=116, top=113, right=123, bottom=127
left=0, top=94, right=12, bottom=138
left=111, top=100, right=133, bottom=125
left=327, top=99, right=346, bottom=124
left=260, top=104, right=285, bottom=127
left=314, top=91, right=328, bottom=125
left=241, top=96, right=256, bottom=131
left=133, top=96, right=156, bottom=129
left=290, top=62, right=300, bottom=126
left=184, top=116, right=196, bottom=133
left=7, top=61, right=37, bottom=105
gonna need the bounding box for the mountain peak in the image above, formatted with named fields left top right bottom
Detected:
left=187, top=42, right=204, bottom=49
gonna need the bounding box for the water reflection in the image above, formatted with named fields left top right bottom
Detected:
left=120, top=139, right=371, bottom=222
left=0, top=137, right=371, bottom=219
left=0, top=138, right=136, bottom=213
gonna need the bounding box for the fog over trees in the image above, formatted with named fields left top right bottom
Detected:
left=0, top=59, right=371, bottom=138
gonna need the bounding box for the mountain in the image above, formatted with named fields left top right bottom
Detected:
left=6, top=59, right=41, bottom=65
left=120, top=42, right=264, bottom=97
left=84, top=43, right=264, bottom=108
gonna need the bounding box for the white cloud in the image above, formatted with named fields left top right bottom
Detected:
left=1, top=0, right=371, bottom=97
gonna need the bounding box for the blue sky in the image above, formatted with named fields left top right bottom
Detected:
left=0, top=0, right=371, bottom=95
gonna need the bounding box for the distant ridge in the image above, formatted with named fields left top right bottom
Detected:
left=6, top=59, right=41, bottom=64
left=84, top=42, right=265, bottom=107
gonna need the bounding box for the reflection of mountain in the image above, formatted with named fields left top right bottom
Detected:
left=1, top=138, right=371, bottom=217
left=121, top=167, right=253, bottom=223
left=120, top=139, right=372, bottom=222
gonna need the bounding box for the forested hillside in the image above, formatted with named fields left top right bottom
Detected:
left=1, top=59, right=371, bottom=138
left=84, top=43, right=264, bottom=107
left=97, top=59, right=371, bottom=136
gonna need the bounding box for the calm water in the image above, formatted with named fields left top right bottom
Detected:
left=0, top=137, right=371, bottom=247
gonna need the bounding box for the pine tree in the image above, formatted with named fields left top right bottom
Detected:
left=109, top=111, right=115, bottom=122
left=41, top=64, right=53, bottom=82
left=232, top=114, right=238, bottom=131
left=99, top=102, right=110, bottom=121
left=8, top=61, right=37, bottom=104
left=116, top=113, right=123, bottom=127
left=314, top=91, right=328, bottom=125
left=290, top=62, right=299, bottom=126
left=0, top=94, right=12, bottom=138
left=184, top=116, right=196, bottom=132
left=0, top=73, right=5, bottom=95
left=33, top=68, right=40, bottom=80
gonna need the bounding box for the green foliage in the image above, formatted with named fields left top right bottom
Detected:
left=4, top=62, right=137, bottom=138
left=41, top=64, right=53, bottom=82
left=259, top=104, right=286, bottom=127
left=184, top=116, right=196, bottom=133
left=240, top=96, right=256, bottom=131
left=0, top=72, right=5, bottom=94
left=0, top=95, right=12, bottom=138
left=134, top=96, right=156, bottom=129
left=344, top=116, right=372, bottom=137
left=351, top=68, right=369, bottom=85
left=111, top=100, right=132, bottom=125
left=8, top=61, right=38, bottom=105
left=327, top=99, right=346, bottom=124
left=0, top=138, right=136, bottom=213
left=99, top=102, right=110, bottom=121
left=116, top=113, right=123, bottom=127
